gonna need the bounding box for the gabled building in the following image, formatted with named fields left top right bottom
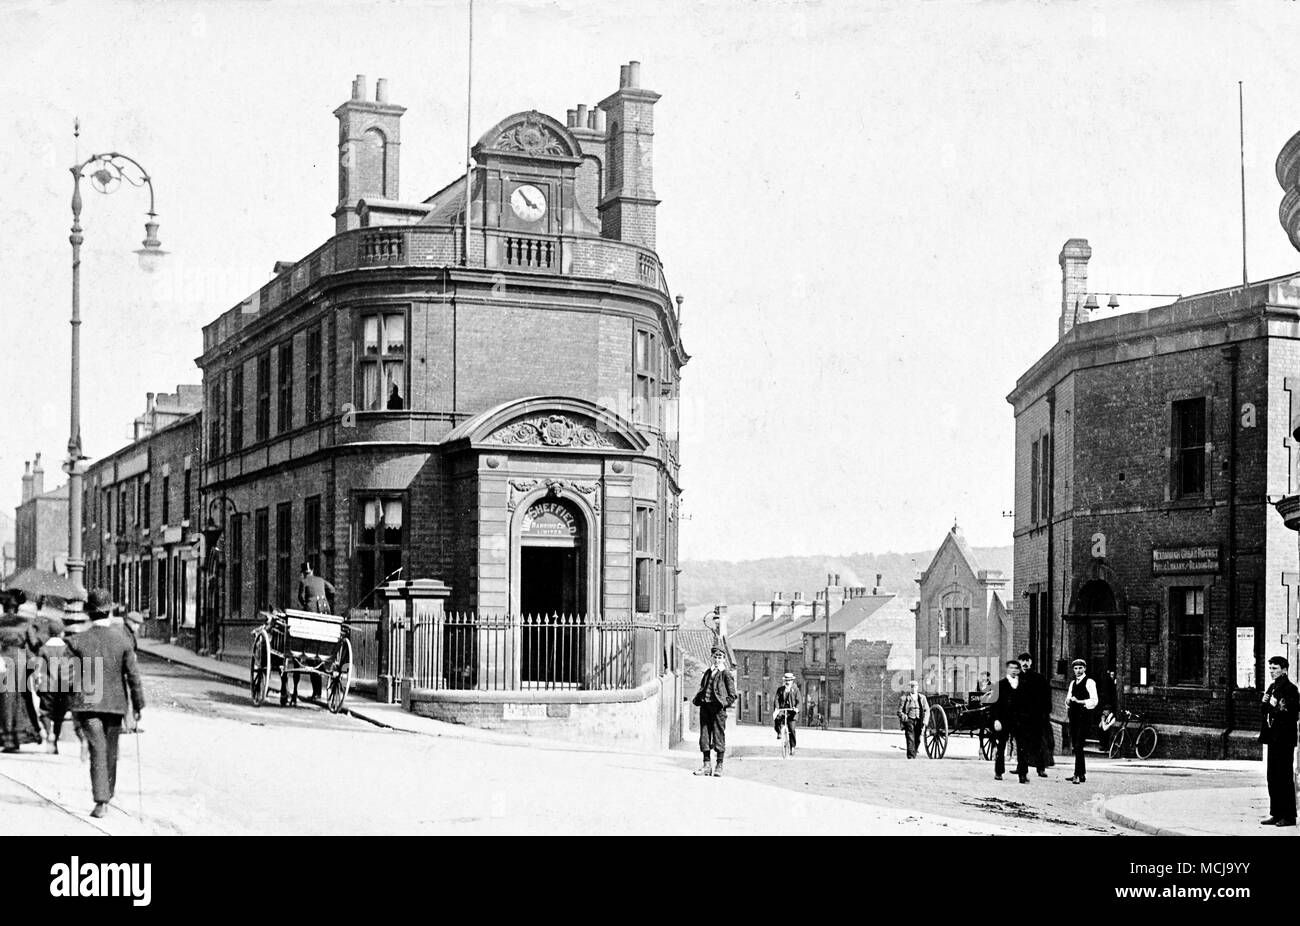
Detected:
left=915, top=522, right=1014, bottom=696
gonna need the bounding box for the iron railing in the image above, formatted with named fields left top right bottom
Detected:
left=404, top=612, right=678, bottom=692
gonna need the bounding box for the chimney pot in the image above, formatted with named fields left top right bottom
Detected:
left=375, top=78, right=388, bottom=103
left=834, top=573, right=840, bottom=586
left=566, top=108, right=578, bottom=127
left=628, top=60, right=641, bottom=87
left=354, top=74, right=368, bottom=101
left=827, top=573, right=833, bottom=586
left=876, top=573, right=882, bottom=586
left=619, top=64, right=630, bottom=88
left=576, top=103, right=588, bottom=126
left=593, top=108, right=607, bottom=132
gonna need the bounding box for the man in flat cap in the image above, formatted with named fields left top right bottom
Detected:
left=692, top=646, right=736, bottom=776
left=773, top=670, right=800, bottom=753
left=1065, top=658, right=1099, bottom=784
left=65, top=589, right=145, bottom=818
left=1260, top=655, right=1299, bottom=826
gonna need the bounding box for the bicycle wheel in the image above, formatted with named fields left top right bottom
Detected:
left=1134, top=726, right=1158, bottom=760
left=781, top=725, right=791, bottom=758
left=1107, top=726, right=1127, bottom=760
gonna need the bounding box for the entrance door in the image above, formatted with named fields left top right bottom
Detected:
left=520, top=546, right=579, bottom=616
left=518, top=499, right=587, bottom=686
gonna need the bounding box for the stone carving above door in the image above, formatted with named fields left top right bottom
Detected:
left=487, top=414, right=619, bottom=450
left=508, top=477, right=601, bottom=513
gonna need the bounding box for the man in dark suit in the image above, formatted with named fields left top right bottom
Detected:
left=65, top=589, right=145, bottom=819
left=773, top=671, right=800, bottom=752
left=987, top=659, right=1022, bottom=781
left=692, top=647, right=736, bottom=777
left=1260, top=655, right=1299, bottom=826
left=1016, top=652, right=1050, bottom=780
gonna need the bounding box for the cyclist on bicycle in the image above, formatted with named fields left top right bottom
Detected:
left=773, top=672, right=800, bottom=752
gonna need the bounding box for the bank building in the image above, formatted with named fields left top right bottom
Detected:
left=196, top=64, right=686, bottom=746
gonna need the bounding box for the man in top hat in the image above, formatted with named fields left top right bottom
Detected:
left=773, top=670, right=801, bottom=753
left=64, top=589, right=145, bottom=818
left=691, top=646, right=736, bottom=777
left=1065, top=658, right=1099, bottom=784
left=1260, top=655, right=1299, bottom=826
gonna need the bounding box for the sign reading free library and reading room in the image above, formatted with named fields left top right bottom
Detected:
left=1151, top=546, right=1222, bottom=576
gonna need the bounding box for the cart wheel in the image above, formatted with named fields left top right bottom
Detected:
left=979, top=727, right=994, bottom=761
left=250, top=632, right=270, bottom=707
left=1107, top=727, right=1126, bottom=760
left=1134, top=726, right=1158, bottom=760
left=328, top=637, right=353, bottom=714
left=924, top=705, right=949, bottom=759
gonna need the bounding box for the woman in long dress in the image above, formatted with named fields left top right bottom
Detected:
left=0, top=598, right=41, bottom=752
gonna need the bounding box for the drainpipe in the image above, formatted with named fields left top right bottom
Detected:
left=1222, top=344, right=1240, bottom=758
left=1046, top=389, right=1056, bottom=678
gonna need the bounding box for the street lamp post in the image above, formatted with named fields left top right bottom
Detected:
left=201, top=496, right=241, bottom=655
left=65, top=121, right=166, bottom=609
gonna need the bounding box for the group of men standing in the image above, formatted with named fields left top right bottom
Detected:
left=987, top=653, right=1057, bottom=782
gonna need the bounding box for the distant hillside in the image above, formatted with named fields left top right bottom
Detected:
left=680, top=546, right=1013, bottom=608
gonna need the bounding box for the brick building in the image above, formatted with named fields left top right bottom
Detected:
left=197, top=65, right=685, bottom=664
left=1007, top=238, right=1300, bottom=757
left=80, top=388, right=202, bottom=643
left=731, top=579, right=915, bottom=728
left=915, top=522, right=1014, bottom=697
left=14, top=455, right=68, bottom=575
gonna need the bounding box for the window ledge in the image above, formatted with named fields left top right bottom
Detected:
left=1164, top=497, right=1214, bottom=512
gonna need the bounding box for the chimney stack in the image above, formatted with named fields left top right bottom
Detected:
left=335, top=75, right=406, bottom=235
left=21, top=460, right=33, bottom=503
left=619, top=64, right=630, bottom=88
left=1058, top=238, right=1092, bottom=339
left=32, top=453, right=43, bottom=498
left=834, top=573, right=840, bottom=586
left=827, top=573, right=833, bottom=586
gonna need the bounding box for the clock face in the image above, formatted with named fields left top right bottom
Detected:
left=509, top=184, right=547, bottom=223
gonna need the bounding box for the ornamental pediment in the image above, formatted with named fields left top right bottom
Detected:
left=476, top=111, right=579, bottom=160
left=485, top=413, right=629, bottom=450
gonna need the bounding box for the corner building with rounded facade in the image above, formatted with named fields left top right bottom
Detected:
left=197, top=66, right=685, bottom=657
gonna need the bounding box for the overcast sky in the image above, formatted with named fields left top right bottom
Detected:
left=4, top=0, right=1300, bottom=562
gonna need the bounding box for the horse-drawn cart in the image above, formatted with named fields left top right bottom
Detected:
left=922, top=693, right=1014, bottom=761
left=250, top=608, right=353, bottom=714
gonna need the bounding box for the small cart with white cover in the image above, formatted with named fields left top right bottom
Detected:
left=249, top=608, right=353, bottom=714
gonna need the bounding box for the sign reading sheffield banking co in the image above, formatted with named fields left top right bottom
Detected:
left=1151, top=546, right=1222, bottom=576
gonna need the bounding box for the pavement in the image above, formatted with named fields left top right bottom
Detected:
left=0, top=637, right=1285, bottom=836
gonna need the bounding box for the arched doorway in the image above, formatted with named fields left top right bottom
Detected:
left=518, top=497, right=588, bottom=686
left=1067, top=574, right=1126, bottom=681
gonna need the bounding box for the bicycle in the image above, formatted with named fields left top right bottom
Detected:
left=774, top=707, right=798, bottom=758
left=1105, top=708, right=1158, bottom=760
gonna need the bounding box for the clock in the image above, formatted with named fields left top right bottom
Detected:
left=509, top=184, right=547, bottom=223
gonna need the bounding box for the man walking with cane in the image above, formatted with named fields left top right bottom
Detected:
left=65, top=589, right=145, bottom=819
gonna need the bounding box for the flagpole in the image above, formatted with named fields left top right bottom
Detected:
left=1240, top=80, right=1248, bottom=288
